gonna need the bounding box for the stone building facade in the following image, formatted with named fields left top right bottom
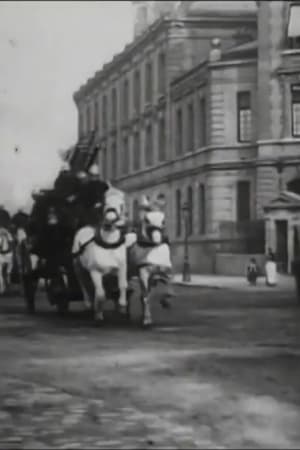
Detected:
left=69, top=1, right=300, bottom=274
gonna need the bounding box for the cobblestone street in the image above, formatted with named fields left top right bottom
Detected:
left=0, top=285, right=300, bottom=449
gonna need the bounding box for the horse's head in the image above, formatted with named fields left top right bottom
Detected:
left=101, top=186, right=126, bottom=231
left=139, top=194, right=166, bottom=244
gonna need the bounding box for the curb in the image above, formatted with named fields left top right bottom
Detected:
left=173, top=281, right=222, bottom=289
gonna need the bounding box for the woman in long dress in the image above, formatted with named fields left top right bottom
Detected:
left=265, top=249, right=277, bottom=287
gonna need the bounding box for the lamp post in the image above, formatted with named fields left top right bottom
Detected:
left=182, top=201, right=191, bottom=282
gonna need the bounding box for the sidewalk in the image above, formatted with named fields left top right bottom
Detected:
left=173, top=273, right=296, bottom=293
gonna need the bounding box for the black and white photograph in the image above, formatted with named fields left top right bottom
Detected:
left=0, top=0, right=300, bottom=448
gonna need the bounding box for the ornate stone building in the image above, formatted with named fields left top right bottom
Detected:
left=69, top=1, right=300, bottom=274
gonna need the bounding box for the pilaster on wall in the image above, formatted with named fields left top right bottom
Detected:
left=256, top=165, right=278, bottom=218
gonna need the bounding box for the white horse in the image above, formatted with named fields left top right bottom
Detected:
left=72, top=185, right=128, bottom=323
left=127, top=194, right=173, bottom=327
left=0, top=227, right=14, bottom=294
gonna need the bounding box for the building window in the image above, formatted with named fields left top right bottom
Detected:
left=102, top=95, right=107, bottom=132
left=187, top=102, right=195, bottom=152
left=175, top=189, right=181, bottom=237
left=123, top=78, right=129, bottom=121
left=287, top=4, right=300, bottom=49
left=145, top=61, right=153, bottom=104
left=134, top=70, right=140, bottom=113
left=199, top=96, right=207, bottom=147
left=291, top=84, right=300, bottom=137
left=133, top=199, right=139, bottom=225
left=187, top=186, right=193, bottom=235
left=102, top=145, right=107, bottom=179
left=86, top=104, right=91, bottom=133
left=122, top=135, right=129, bottom=175
left=175, top=108, right=183, bottom=156
left=237, top=91, right=252, bottom=142
left=111, top=87, right=117, bottom=124
left=199, top=183, right=206, bottom=235
left=79, top=111, right=84, bottom=137
left=133, top=130, right=141, bottom=171
left=94, top=99, right=99, bottom=130
left=145, top=122, right=153, bottom=167
left=236, top=181, right=251, bottom=222
left=158, top=52, right=166, bottom=94
left=158, top=116, right=166, bottom=162
left=111, top=140, right=117, bottom=179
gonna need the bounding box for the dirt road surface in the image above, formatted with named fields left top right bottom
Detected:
left=0, top=286, right=300, bottom=449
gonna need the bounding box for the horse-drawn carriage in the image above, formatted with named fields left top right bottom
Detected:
left=17, top=165, right=174, bottom=326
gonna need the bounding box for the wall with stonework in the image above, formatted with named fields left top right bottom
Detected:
left=256, top=0, right=300, bottom=218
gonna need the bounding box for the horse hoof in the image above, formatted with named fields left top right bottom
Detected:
left=142, top=320, right=153, bottom=329
left=118, top=305, right=127, bottom=315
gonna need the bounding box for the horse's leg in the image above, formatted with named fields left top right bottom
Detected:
left=117, top=259, right=128, bottom=315
left=90, top=270, right=105, bottom=323
left=73, top=259, right=92, bottom=310
left=6, top=255, right=13, bottom=289
left=139, top=267, right=152, bottom=327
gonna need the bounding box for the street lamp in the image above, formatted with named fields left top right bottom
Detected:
left=182, top=201, right=191, bottom=282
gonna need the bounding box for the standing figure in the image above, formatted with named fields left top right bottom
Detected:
left=265, top=248, right=277, bottom=287
left=246, top=257, right=259, bottom=286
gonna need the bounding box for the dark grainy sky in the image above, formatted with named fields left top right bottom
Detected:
left=0, top=0, right=133, bottom=212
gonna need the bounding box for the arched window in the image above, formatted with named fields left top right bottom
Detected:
left=187, top=186, right=193, bottom=235
left=133, top=130, right=141, bottom=171
left=134, top=70, right=140, bottom=112
left=158, top=116, right=166, bottom=162
left=175, top=189, right=181, bottom=237
left=133, top=199, right=139, bottom=225
left=111, top=87, right=117, bottom=124
left=145, top=61, right=153, bottom=103
left=158, top=52, right=166, bottom=94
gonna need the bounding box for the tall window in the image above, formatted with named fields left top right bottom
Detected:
left=175, top=189, right=181, bottom=237
left=102, top=95, right=107, bottom=132
left=86, top=104, right=91, bottom=133
left=237, top=91, right=252, bottom=142
left=176, top=108, right=183, bottom=155
left=133, top=199, right=139, bottom=225
left=287, top=4, right=300, bottom=49
left=133, top=130, right=141, bottom=171
left=158, top=116, right=166, bottom=162
left=291, top=84, right=300, bottom=137
left=102, top=145, right=107, bottom=179
left=111, top=87, right=117, bottom=124
left=199, top=183, right=206, bottom=234
left=187, top=102, right=195, bottom=152
left=111, top=140, right=117, bottom=179
left=122, top=135, right=129, bottom=175
left=79, top=111, right=84, bottom=137
left=94, top=99, right=99, bottom=130
left=134, top=70, right=140, bottom=113
left=145, top=61, right=153, bottom=104
left=187, top=186, right=193, bottom=235
left=145, top=123, right=153, bottom=167
left=199, top=96, right=207, bottom=147
left=158, top=52, right=166, bottom=94
left=122, top=79, right=129, bottom=121
left=236, top=181, right=251, bottom=222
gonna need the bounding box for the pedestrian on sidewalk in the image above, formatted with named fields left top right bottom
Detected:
left=246, top=257, right=259, bottom=286
left=265, top=248, right=277, bottom=287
